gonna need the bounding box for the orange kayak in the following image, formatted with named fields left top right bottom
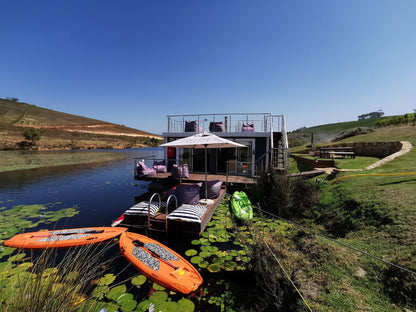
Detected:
left=4, top=227, right=127, bottom=249
left=119, top=232, right=203, bottom=294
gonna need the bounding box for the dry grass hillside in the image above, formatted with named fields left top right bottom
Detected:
left=0, top=98, right=162, bottom=150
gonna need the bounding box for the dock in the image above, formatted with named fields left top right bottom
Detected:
left=115, top=186, right=227, bottom=237
left=137, top=172, right=255, bottom=188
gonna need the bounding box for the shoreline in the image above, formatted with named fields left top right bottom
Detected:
left=0, top=149, right=131, bottom=173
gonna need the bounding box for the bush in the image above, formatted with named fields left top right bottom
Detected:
left=333, top=127, right=373, bottom=141
left=252, top=169, right=318, bottom=218
left=23, top=127, right=41, bottom=145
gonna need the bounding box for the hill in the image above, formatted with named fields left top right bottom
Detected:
left=0, top=98, right=162, bottom=150
left=288, top=116, right=390, bottom=147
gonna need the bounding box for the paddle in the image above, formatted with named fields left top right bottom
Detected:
left=132, top=239, right=179, bottom=270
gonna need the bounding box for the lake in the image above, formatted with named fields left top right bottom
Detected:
left=0, top=148, right=162, bottom=229
left=0, top=148, right=255, bottom=311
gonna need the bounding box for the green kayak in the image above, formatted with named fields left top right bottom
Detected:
left=230, top=191, right=253, bottom=221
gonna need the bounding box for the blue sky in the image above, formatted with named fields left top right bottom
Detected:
left=1, top=1, right=415, bottom=134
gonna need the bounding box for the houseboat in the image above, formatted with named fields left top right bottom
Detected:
left=135, top=113, right=289, bottom=183
left=116, top=113, right=289, bottom=236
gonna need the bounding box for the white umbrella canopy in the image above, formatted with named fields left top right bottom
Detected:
left=160, top=131, right=246, bottom=149
left=160, top=132, right=246, bottom=204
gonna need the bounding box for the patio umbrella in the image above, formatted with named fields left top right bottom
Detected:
left=160, top=132, right=246, bottom=204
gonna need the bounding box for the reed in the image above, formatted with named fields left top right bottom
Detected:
left=0, top=243, right=118, bottom=312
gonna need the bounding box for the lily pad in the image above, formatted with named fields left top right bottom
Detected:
left=178, top=298, right=195, bottom=312
left=185, top=249, right=198, bottom=257
left=63, top=270, right=79, bottom=281
left=207, top=262, right=222, bottom=273
left=191, top=239, right=201, bottom=245
left=190, top=256, right=203, bottom=264
left=117, top=293, right=137, bottom=311
left=7, top=253, right=26, bottom=262
left=0, top=261, right=14, bottom=274
left=198, top=260, right=209, bottom=269
left=92, top=285, right=110, bottom=299
left=199, top=251, right=211, bottom=258
left=136, top=300, right=151, bottom=312
left=42, top=267, right=58, bottom=277
left=106, top=284, right=126, bottom=301
left=207, top=246, right=219, bottom=253
left=17, top=261, right=33, bottom=270
left=152, top=283, right=166, bottom=291
left=158, top=301, right=179, bottom=312
left=131, top=274, right=147, bottom=286
left=224, top=261, right=237, bottom=271
left=149, top=291, right=168, bottom=305
left=97, top=273, right=116, bottom=286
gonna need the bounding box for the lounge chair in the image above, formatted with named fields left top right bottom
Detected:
left=136, top=161, right=156, bottom=177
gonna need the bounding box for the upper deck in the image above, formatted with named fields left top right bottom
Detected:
left=162, top=113, right=286, bottom=140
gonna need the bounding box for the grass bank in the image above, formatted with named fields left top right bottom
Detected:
left=298, top=126, right=416, bottom=310
left=0, top=150, right=127, bottom=173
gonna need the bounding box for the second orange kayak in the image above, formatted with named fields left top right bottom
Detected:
left=119, top=232, right=203, bottom=294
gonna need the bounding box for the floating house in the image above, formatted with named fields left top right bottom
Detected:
left=135, top=113, right=289, bottom=183
left=121, top=113, right=289, bottom=236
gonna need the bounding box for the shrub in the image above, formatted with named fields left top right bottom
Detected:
left=252, top=169, right=318, bottom=218
left=333, top=127, right=373, bottom=141
left=23, top=127, right=41, bottom=145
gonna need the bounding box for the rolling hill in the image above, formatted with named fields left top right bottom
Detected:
left=0, top=98, right=162, bottom=150
left=288, top=117, right=387, bottom=147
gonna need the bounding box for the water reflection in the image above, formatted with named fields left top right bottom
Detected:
left=0, top=148, right=163, bottom=229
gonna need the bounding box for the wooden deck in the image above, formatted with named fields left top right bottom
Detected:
left=117, top=187, right=227, bottom=237
left=136, top=172, right=255, bottom=186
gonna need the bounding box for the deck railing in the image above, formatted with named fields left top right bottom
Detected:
left=225, top=160, right=255, bottom=186
left=165, top=113, right=284, bottom=134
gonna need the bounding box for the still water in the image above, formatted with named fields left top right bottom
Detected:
left=0, top=148, right=255, bottom=311
left=0, top=148, right=162, bottom=229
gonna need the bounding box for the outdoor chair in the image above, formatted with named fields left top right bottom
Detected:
left=136, top=161, right=156, bottom=177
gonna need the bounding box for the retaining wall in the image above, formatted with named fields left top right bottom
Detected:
left=296, top=142, right=403, bottom=158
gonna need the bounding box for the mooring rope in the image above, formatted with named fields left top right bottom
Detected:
left=255, top=207, right=416, bottom=277
left=330, top=172, right=416, bottom=184
left=262, top=238, right=313, bottom=312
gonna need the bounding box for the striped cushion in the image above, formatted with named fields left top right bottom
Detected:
left=125, top=201, right=167, bottom=217
left=167, top=204, right=207, bottom=223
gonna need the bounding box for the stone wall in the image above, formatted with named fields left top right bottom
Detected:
left=291, top=155, right=334, bottom=171
left=320, top=142, right=402, bottom=158
left=296, top=142, right=403, bottom=158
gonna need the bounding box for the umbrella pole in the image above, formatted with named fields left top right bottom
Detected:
left=205, top=145, right=208, bottom=200
left=200, top=145, right=213, bottom=205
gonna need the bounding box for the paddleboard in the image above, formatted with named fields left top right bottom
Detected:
left=230, top=191, right=253, bottom=221
left=119, top=232, right=203, bottom=294
left=4, top=227, right=127, bottom=249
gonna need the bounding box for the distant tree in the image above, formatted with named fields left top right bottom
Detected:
left=6, top=97, right=19, bottom=102
left=414, top=109, right=416, bottom=126
left=358, top=110, right=384, bottom=120
left=23, top=127, right=41, bottom=145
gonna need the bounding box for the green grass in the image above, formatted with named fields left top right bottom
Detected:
left=0, top=150, right=127, bottom=172
left=282, top=123, right=416, bottom=310
left=288, top=117, right=385, bottom=145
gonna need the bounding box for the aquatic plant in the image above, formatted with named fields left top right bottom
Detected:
left=0, top=204, right=79, bottom=244
left=0, top=242, right=117, bottom=312
left=185, top=201, right=251, bottom=274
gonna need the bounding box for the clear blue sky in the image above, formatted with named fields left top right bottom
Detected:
left=1, top=1, right=415, bottom=134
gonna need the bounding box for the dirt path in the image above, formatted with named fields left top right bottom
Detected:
left=364, top=141, right=412, bottom=170
left=316, top=141, right=413, bottom=174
